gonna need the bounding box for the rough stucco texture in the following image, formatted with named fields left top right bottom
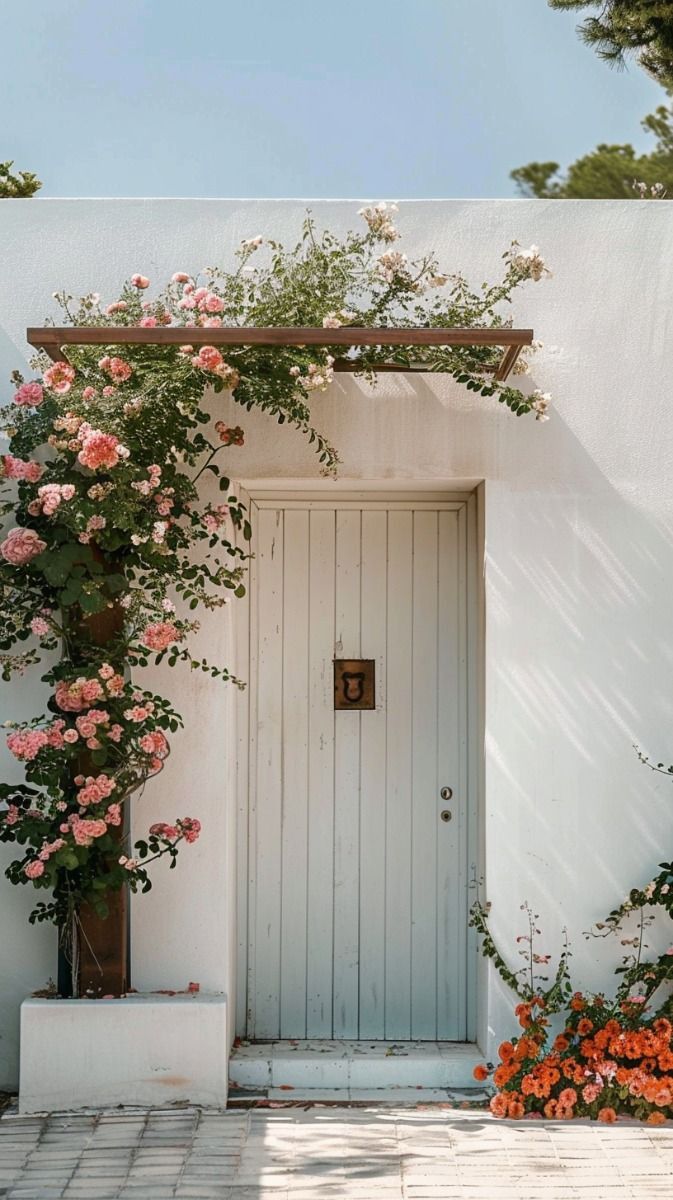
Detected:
left=1, top=199, right=673, bottom=1087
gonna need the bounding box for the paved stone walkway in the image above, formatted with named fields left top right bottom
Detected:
left=1, top=1104, right=673, bottom=1199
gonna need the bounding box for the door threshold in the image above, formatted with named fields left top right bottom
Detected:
left=229, top=1040, right=483, bottom=1092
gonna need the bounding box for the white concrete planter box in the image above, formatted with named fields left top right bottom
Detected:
left=19, top=994, right=228, bottom=1113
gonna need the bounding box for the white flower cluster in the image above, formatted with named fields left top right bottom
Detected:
left=239, top=235, right=264, bottom=254
left=375, top=250, right=410, bottom=284
left=322, top=309, right=357, bottom=329
left=531, top=389, right=551, bottom=422
left=633, top=180, right=667, bottom=199
left=289, top=356, right=335, bottom=391
left=511, top=244, right=550, bottom=282
left=358, top=201, right=400, bottom=243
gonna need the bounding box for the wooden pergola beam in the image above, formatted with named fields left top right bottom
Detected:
left=27, top=326, right=533, bottom=382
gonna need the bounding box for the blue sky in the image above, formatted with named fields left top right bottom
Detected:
left=1, top=0, right=664, bottom=197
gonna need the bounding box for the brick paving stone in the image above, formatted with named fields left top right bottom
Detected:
left=1, top=1105, right=673, bottom=1197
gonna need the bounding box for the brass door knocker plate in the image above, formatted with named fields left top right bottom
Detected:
left=334, top=659, right=375, bottom=710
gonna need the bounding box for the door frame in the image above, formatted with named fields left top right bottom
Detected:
left=234, top=480, right=484, bottom=1042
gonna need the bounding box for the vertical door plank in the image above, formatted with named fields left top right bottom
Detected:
left=359, top=510, right=388, bottom=1038
left=306, top=509, right=336, bottom=1037
left=411, top=511, right=439, bottom=1039
left=385, top=510, right=413, bottom=1039
left=252, top=508, right=284, bottom=1037
left=280, top=510, right=310, bottom=1036
left=437, top=509, right=463, bottom=1039
left=333, top=509, right=361, bottom=1038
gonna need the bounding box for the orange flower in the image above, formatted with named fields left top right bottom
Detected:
left=498, top=1041, right=515, bottom=1062
left=570, top=993, right=585, bottom=1012
left=598, top=1107, right=617, bottom=1123
left=654, top=1018, right=672, bottom=1041
left=543, top=1099, right=557, bottom=1119
left=489, top=1093, right=509, bottom=1119
left=515, top=1003, right=532, bottom=1029
left=577, top=1018, right=593, bottom=1036
left=493, top=1064, right=516, bottom=1087
left=558, top=1087, right=577, bottom=1107
left=473, top=1064, right=489, bottom=1082
left=556, top=1104, right=574, bottom=1120
left=647, top=1111, right=667, bottom=1125
left=554, top=1035, right=570, bottom=1053
left=516, top=1036, right=541, bottom=1060
left=659, top=1050, right=673, bottom=1071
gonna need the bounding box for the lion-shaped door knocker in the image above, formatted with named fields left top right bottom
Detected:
left=333, top=659, right=375, bottom=710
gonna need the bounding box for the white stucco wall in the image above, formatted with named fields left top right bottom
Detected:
left=1, top=198, right=673, bottom=1088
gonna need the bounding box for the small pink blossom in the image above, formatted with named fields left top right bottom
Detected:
left=2, top=455, right=44, bottom=482
left=98, top=356, right=132, bottom=383
left=139, top=316, right=157, bottom=327
left=140, top=731, right=169, bottom=758
left=105, top=301, right=128, bottom=315
left=75, top=774, right=116, bottom=808
left=7, top=729, right=49, bottom=761
left=130, top=274, right=150, bottom=289
left=54, top=677, right=105, bottom=712
left=202, top=292, right=224, bottom=313
left=43, top=362, right=76, bottom=394
left=82, top=386, right=96, bottom=400
left=124, top=705, right=150, bottom=722
left=36, top=483, right=76, bottom=515
left=172, top=272, right=190, bottom=283
left=149, top=822, right=179, bottom=840
left=214, top=421, right=244, bottom=446
left=78, top=427, right=126, bottom=471
left=63, top=728, right=79, bottom=744
left=141, top=621, right=180, bottom=653
left=24, top=860, right=45, bottom=879
left=30, top=616, right=50, bottom=636
left=0, top=528, right=47, bottom=565
left=4, top=805, right=20, bottom=825
left=14, top=381, right=44, bottom=407
left=179, top=817, right=201, bottom=844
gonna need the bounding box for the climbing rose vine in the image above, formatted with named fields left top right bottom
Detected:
left=0, top=205, right=551, bottom=945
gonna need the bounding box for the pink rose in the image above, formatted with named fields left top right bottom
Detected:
left=0, top=527, right=47, bottom=565
left=2, top=455, right=43, bottom=482
left=179, top=817, right=201, bottom=844
left=14, top=381, right=44, bottom=407
left=43, top=362, right=76, bottom=394
left=24, top=860, right=45, bottom=879
left=202, top=293, right=224, bottom=313
left=131, top=274, right=150, bottom=289
left=172, top=272, right=190, bottom=283
left=149, top=821, right=179, bottom=840
left=139, top=316, right=157, bottom=327
left=141, top=621, right=180, bottom=653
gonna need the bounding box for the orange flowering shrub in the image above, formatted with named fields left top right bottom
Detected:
left=471, top=832, right=673, bottom=1123
left=475, top=997, right=673, bottom=1123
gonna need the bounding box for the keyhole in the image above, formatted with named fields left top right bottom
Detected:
left=440, top=810, right=452, bottom=823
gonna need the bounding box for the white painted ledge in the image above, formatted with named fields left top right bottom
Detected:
left=19, top=994, right=229, bottom=1113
